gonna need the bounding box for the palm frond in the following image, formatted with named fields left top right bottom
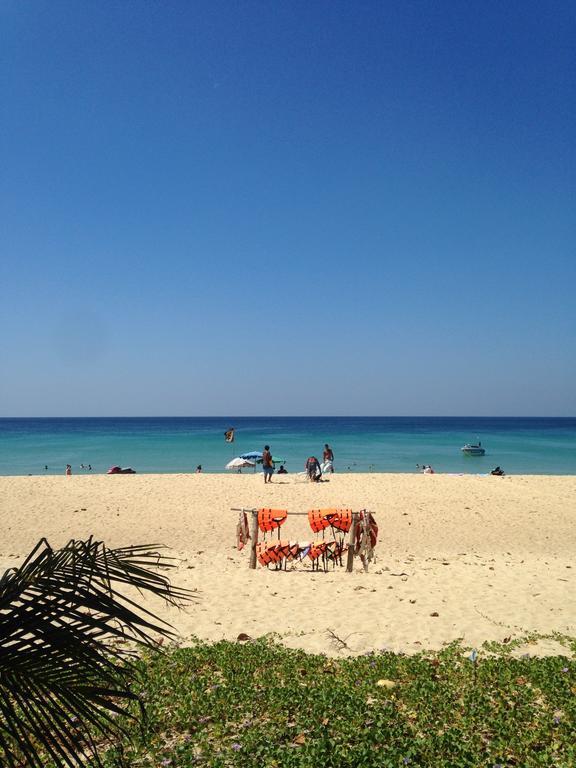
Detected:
left=0, top=537, right=197, bottom=767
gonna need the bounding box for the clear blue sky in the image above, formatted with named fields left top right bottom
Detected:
left=1, top=0, right=574, bottom=416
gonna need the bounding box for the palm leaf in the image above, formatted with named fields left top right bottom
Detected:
left=0, top=537, right=196, bottom=767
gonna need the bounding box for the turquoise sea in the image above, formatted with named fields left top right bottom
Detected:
left=0, top=417, right=574, bottom=476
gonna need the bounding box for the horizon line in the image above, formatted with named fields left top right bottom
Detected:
left=1, top=415, right=574, bottom=420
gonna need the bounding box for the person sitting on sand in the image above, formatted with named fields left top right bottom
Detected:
left=423, top=465, right=435, bottom=474
left=277, top=465, right=287, bottom=474
left=305, top=456, right=322, bottom=482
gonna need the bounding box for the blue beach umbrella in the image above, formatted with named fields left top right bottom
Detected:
left=240, top=450, right=286, bottom=465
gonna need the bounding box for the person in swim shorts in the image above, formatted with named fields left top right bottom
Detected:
left=322, top=443, right=334, bottom=473
left=262, top=445, right=274, bottom=483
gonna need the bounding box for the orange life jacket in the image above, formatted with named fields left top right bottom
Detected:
left=257, top=508, right=288, bottom=533
left=308, top=508, right=352, bottom=533
left=307, top=540, right=328, bottom=560
left=257, top=541, right=284, bottom=566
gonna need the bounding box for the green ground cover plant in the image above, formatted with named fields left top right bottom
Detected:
left=101, top=637, right=576, bottom=768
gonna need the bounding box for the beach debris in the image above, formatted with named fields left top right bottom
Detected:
left=327, top=628, right=358, bottom=651
left=430, top=612, right=439, bottom=617
left=236, top=633, right=251, bottom=642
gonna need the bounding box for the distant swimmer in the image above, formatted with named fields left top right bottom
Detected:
left=44, top=465, right=48, bottom=471
left=65, top=464, right=72, bottom=476
left=196, top=465, right=202, bottom=473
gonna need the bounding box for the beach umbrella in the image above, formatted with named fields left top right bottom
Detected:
left=225, top=457, right=256, bottom=470
left=241, top=451, right=286, bottom=464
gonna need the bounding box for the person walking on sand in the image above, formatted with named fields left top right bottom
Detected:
left=323, top=443, right=334, bottom=473
left=262, top=445, right=274, bottom=483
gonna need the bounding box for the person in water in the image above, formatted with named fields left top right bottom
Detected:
left=277, top=465, right=287, bottom=474
left=65, top=464, right=72, bottom=476
left=262, top=445, right=274, bottom=483
left=196, top=465, right=202, bottom=473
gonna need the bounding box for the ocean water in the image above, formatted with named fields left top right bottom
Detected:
left=0, top=417, right=574, bottom=476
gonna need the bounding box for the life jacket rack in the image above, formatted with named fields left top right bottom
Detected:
left=232, top=507, right=378, bottom=572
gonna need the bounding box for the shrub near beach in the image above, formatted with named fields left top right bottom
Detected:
left=98, top=638, right=576, bottom=768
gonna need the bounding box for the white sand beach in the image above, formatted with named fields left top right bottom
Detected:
left=0, top=473, right=574, bottom=656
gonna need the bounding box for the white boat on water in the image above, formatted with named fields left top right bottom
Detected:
left=461, top=443, right=485, bottom=456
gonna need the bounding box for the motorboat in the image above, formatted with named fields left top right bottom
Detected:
left=461, top=443, right=485, bottom=456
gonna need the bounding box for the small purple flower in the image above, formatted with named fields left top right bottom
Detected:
left=403, top=759, right=411, bottom=765
left=370, top=661, right=376, bottom=668
left=493, top=763, right=503, bottom=768
left=554, top=716, right=561, bottom=725
left=561, top=667, right=569, bottom=673
left=161, top=760, right=172, bottom=767
left=355, top=680, right=361, bottom=686
left=231, top=743, right=242, bottom=751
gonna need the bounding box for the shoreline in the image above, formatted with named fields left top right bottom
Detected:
left=1, top=473, right=574, bottom=656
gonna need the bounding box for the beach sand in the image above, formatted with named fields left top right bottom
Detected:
left=0, top=473, right=574, bottom=657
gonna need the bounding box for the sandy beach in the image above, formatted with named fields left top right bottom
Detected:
left=0, top=473, right=574, bottom=657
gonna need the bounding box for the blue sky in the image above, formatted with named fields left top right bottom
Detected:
left=1, top=0, right=574, bottom=416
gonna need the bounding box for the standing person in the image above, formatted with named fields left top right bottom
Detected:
left=262, top=445, right=274, bottom=483
left=323, top=443, right=334, bottom=473
left=65, top=464, right=72, bottom=476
